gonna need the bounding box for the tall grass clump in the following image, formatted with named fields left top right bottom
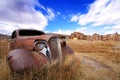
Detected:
left=8, top=55, right=82, bottom=80
left=0, top=57, right=11, bottom=80
left=0, top=40, right=82, bottom=80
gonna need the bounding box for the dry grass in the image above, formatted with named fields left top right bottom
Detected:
left=0, top=39, right=120, bottom=80
left=0, top=40, right=11, bottom=80
left=67, top=40, right=120, bottom=63
left=0, top=40, right=81, bottom=80
left=67, top=39, right=120, bottom=79
left=67, top=40, right=120, bottom=53
left=0, top=49, right=81, bottom=80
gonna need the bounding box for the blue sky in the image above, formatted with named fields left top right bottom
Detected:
left=0, top=0, right=120, bottom=35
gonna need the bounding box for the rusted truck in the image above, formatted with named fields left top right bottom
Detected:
left=7, top=29, right=74, bottom=73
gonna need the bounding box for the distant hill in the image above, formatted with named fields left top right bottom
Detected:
left=0, top=34, right=11, bottom=40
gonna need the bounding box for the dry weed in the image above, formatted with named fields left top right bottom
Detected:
left=0, top=39, right=120, bottom=80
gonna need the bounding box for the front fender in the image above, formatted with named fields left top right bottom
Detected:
left=7, top=49, right=48, bottom=73
left=62, top=46, right=74, bottom=58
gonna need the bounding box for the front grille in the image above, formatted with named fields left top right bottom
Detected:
left=48, top=36, right=62, bottom=61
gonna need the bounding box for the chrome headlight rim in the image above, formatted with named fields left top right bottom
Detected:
left=34, top=40, right=47, bottom=51
left=34, top=40, right=52, bottom=63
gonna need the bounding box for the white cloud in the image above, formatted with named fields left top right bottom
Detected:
left=70, top=0, right=120, bottom=34
left=0, top=0, right=56, bottom=35
left=53, top=29, right=73, bottom=35
left=75, top=27, right=87, bottom=32
left=103, top=26, right=111, bottom=29
left=74, top=27, right=97, bottom=35
left=102, top=24, right=120, bottom=34
left=46, top=8, right=55, bottom=20
left=53, top=27, right=96, bottom=35
left=70, top=15, right=79, bottom=22
left=0, top=22, right=19, bottom=35
left=112, top=24, right=120, bottom=30
left=57, top=12, right=61, bottom=15
left=104, top=29, right=120, bottom=34
left=71, top=0, right=120, bottom=25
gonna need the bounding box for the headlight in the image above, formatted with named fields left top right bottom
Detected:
left=34, top=41, right=47, bottom=51
left=37, top=43, right=45, bottom=50
left=34, top=40, right=51, bottom=62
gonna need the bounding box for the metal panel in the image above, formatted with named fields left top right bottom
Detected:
left=48, top=36, right=62, bottom=63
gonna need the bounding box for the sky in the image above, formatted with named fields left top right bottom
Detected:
left=0, top=0, right=120, bottom=35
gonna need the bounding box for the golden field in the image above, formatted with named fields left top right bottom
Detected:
left=67, top=40, right=120, bottom=80
left=0, top=39, right=120, bottom=80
